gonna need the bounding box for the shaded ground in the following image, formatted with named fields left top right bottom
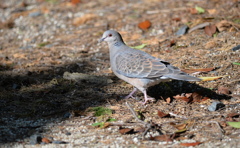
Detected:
left=0, top=0, right=240, bottom=147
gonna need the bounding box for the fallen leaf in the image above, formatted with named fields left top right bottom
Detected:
left=233, top=62, right=240, bottom=65
left=189, top=8, right=198, bottom=14
left=181, top=67, right=214, bottom=74
left=168, top=40, right=176, bottom=47
left=149, top=134, right=173, bottom=142
left=170, top=122, right=187, bottom=130
left=138, top=20, right=151, bottom=30
left=204, top=24, right=217, bottom=36
left=119, top=128, right=134, bottom=134
left=131, top=44, right=147, bottom=49
left=172, top=17, right=181, bottom=21
left=195, top=6, right=205, bottom=14
left=217, top=86, right=231, bottom=95
left=157, top=110, right=170, bottom=118
left=175, top=128, right=187, bottom=133
left=73, top=14, right=96, bottom=26
left=173, top=94, right=192, bottom=103
left=216, top=20, right=240, bottom=32
left=42, top=137, right=51, bottom=143
left=207, top=9, right=217, bottom=14
left=180, top=142, right=202, bottom=147
left=199, top=76, right=224, bottom=81
left=71, top=0, right=81, bottom=5
left=227, top=122, right=240, bottom=128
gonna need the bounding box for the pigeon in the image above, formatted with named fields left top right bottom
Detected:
left=99, top=30, right=201, bottom=104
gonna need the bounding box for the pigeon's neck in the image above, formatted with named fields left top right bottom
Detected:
left=108, top=40, right=125, bottom=49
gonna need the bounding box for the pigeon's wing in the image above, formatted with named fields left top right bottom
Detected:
left=115, top=49, right=172, bottom=78
left=114, top=48, right=201, bottom=81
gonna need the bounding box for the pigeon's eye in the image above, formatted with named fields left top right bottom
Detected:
left=108, top=34, right=112, bottom=37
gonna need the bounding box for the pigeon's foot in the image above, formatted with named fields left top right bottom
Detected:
left=124, top=87, right=138, bottom=99
left=141, top=90, right=155, bottom=104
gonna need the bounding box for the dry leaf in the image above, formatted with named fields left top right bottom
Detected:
left=42, top=137, right=51, bottom=143
left=170, top=122, right=187, bottom=130
left=73, top=14, right=96, bottom=26
left=204, top=24, right=217, bottom=36
left=138, top=20, right=151, bottom=30
left=181, top=67, right=214, bottom=74
left=217, top=86, right=231, bottom=95
left=157, top=110, right=170, bottom=118
left=173, top=94, right=192, bottom=103
left=216, top=20, right=240, bottom=32
left=199, top=76, right=224, bottom=81
left=71, top=0, right=81, bottom=5
left=189, top=8, right=198, bottom=14
left=119, top=128, right=134, bottom=134
left=180, top=142, right=202, bottom=147
left=207, top=9, right=217, bottom=14
left=149, top=135, right=173, bottom=142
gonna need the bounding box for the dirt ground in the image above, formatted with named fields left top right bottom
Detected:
left=0, top=0, right=240, bottom=147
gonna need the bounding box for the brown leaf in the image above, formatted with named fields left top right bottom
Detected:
left=170, top=122, right=187, bottom=130
left=149, top=135, right=173, bottom=142
left=173, top=94, right=192, bottom=103
left=180, top=142, right=202, bottom=147
left=157, top=110, right=170, bottom=118
left=172, top=17, right=181, bottom=21
left=192, top=92, right=203, bottom=103
left=138, top=20, right=151, bottom=30
left=189, top=8, right=198, bottom=14
left=168, top=40, right=176, bottom=47
left=204, top=24, right=217, bottom=36
left=73, top=14, right=96, bottom=26
left=42, top=137, right=51, bottom=143
left=217, top=86, right=231, bottom=95
left=216, top=20, right=240, bottom=32
left=71, top=0, right=81, bottom=5
left=119, top=128, right=134, bottom=134
left=181, top=67, right=214, bottom=74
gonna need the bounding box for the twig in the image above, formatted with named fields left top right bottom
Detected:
left=169, top=112, right=188, bottom=119
left=125, top=102, right=155, bottom=138
left=203, top=121, right=225, bottom=134
left=125, top=102, right=147, bottom=125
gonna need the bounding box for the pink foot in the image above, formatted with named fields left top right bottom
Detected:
left=141, top=90, right=155, bottom=104
left=124, top=88, right=138, bottom=99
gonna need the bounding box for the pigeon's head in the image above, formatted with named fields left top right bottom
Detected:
left=99, top=30, right=124, bottom=44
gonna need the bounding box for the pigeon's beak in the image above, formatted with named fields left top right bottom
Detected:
left=99, top=36, right=106, bottom=43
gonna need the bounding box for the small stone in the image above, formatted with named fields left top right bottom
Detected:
left=175, top=25, right=189, bottom=36
left=208, top=101, right=225, bottom=111
left=232, top=45, right=240, bottom=51
left=29, top=11, right=42, bottom=17
left=29, top=134, right=42, bottom=145
left=65, top=132, right=71, bottom=135
left=63, top=112, right=72, bottom=118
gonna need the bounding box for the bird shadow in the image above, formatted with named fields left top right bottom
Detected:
left=147, top=80, right=231, bottom=101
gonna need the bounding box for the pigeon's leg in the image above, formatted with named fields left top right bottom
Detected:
left=142, top=90, right=155, bottom=104
left=124, top=87, right=138, bottom=99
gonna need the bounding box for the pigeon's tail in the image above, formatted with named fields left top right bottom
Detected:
left=165, top=73, right=202, bottom=81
